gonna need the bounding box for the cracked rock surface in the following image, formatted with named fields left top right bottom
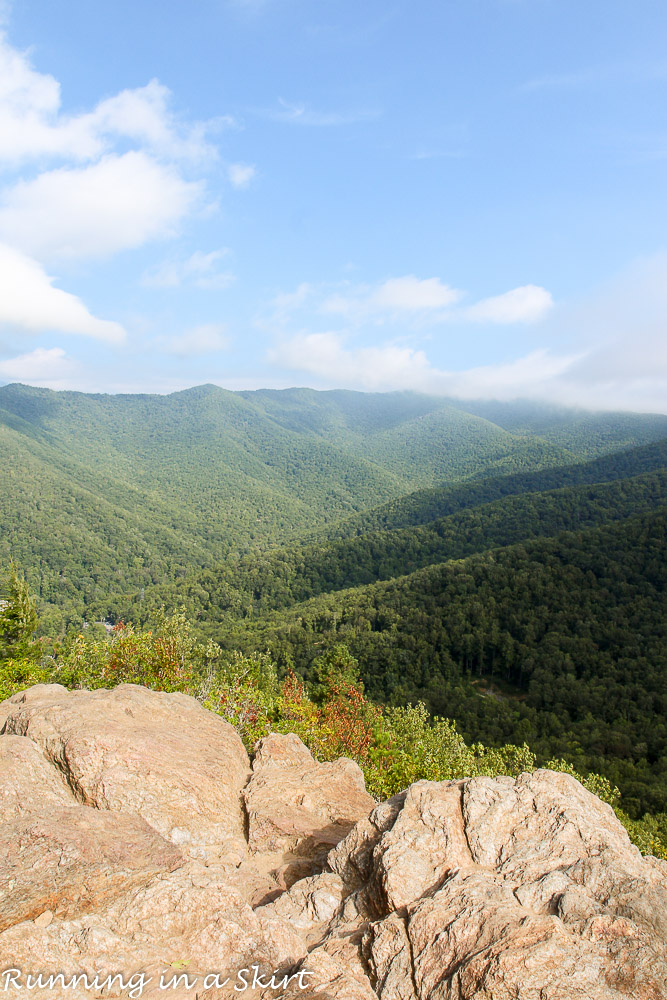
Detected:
left=1, top=683, right=666, bottom=999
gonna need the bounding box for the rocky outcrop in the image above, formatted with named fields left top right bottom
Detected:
left=0, top=683, right=665, bottom=1000
left=1, top=683, right=250, bottom=856
left=244, top=732, right=375, bottom=862
left=0, top=804, right=183, bottom=932
left=327, top=773, right=667, bottom=1000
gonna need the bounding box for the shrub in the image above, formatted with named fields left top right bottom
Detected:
left=50, top=608, right=219, bottom=692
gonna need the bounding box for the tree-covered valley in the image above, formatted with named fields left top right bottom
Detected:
left=2, top=382, right=666, bottom=837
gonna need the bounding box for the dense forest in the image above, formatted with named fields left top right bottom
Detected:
left=223, top=510, right=667, bottom=818
left=138, top=468, right=665, bottom=619
left=1, top=383, right=666, bottom=826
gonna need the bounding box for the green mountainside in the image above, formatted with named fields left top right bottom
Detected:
left=111, top=466, right=667, bottom=626
left=239, top=388, right=579, bottom=481
left=6, top=382, right=666, bottom=628
left=455, top=398, right=667, bottom=454
left=306, top=437, right=667, bottom=542
left=1, top=382, right=666, bottom=818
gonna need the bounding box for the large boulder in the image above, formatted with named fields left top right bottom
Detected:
left=1, top=683, right=250, bottom=856
left=0, top=733, right=76, bottom=817
left=0, top=687, right=310, bottom=1000
left=326, top=770, right=667, bottom=999
left=0, top=863, right=306, bottom=1000
left=0, top=805, right=183, bottom=933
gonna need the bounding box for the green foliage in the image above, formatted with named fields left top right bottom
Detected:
left=460, top=398, right=667, bottom=456
left=0, top=562, right=39, bottom=662
left=2, top=585, right=665, bottom=859
left=198, top=651, right=281, bottom=747
left=310, top=644, right=365, bottom=702
left=50, top=608, right=221, bottom=693
left=366, top=701, right=536, bottom=799
left=189, top=469, right=667, bottom=618
left=0, top=563, right=44, bottom=699
left=3, top=383, right=666, bottom=631
left=307, top=437, right=667, bottom=544
left=198, top=649, right=667, bottom=860
left=0, top=657, right=49, bottom=703
left=2, top=385, right=667, bottom=857
left=615, top=810, right=667, bottom=860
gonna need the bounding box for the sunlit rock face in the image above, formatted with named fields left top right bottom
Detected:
left=1, top=684, right=665, bottom=1000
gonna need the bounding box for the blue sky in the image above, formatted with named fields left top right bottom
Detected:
left=0, top=0, right=666, bottom=411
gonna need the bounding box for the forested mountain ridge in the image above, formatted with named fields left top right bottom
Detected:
left=305, top=437, right=667, bottom=543
left=453, top=397, right=667, bottom=452
left=5, top=382, right=666, bottom=630
left=216, top=468, right=667, bottom=613
left=238, top=387, right=667, bottom=459
left=110, top=466, right=667, bottom=626
left=238, top=388, right=576, bottom=482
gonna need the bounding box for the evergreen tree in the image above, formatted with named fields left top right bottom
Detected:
left=0, top=563, right=39, bottom=662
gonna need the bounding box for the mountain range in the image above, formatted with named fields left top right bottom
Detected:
left=2, top=381, right=666, bottom=816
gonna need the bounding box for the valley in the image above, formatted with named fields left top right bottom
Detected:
left=2, top=382, right=666, bottom=819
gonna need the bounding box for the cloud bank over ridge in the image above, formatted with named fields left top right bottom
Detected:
left=264, top=258, right=667, bottom=413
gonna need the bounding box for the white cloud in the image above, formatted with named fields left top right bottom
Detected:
left=0, top=347, right=78, bottom=386
left=442, top=349, right=580, bottom=398
left=319, top=277, right=461, bottom=324
left=227, top=163, right=256, bottom=188
left=0, top=33, right=235, bottom=279
left=270, top=283, right=312, bottom=313
left=90, top=80, right=218, bottom=163
left=267, top=255, right=667, bottom=413
left=269, top=331, right=576, bottom=397
left=269, top=332, right=432, bottom=390
left=0, top=37, right=218, bottom=165
left=0, top=34, right=90, bottom=163
left=371, top=276, right=461, bottom=311
left=0, top=152, right=203, bottom=260
left=0, top=27, right=253, bottom=387
left=157, top=323, right=229, bottom=356
left=543, top=252, right=667, bottom=410
left=0, top=242, right=125, bottom=341
left=274, top=276, right=550, bottom=328
left=322, top=276, right=462, bottom=317
left=141, top=249, right=233, bottom=290
left=462, top=285, right=554, bottom=324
